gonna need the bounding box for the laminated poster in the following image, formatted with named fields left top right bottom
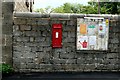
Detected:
left=78, top=36, right=88, bottom=49
left=98, top=23, right=106, bottom=35
left=89, top=36, right=96, bottom=45
left=80, top=24, right=87, bottom=35
left=89, top=36, right=97, bottom=50
left=88, top=25, right=96, bottom=35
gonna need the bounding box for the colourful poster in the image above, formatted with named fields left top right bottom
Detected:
left=89, top=36, right=96, bottom=50
left=80, top=24, right=87, bottom=35
left=88, top=25, right=96, bottom=35
left=98, top=23, right=106, bottom=35
left=77, top=17, right=109, bottom=50
left=78, top=36, right=88, bottom=49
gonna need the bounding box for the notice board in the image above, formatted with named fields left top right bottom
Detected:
left=77, top=17, right=109, bottom=50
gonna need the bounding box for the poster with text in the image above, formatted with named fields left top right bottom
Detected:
left=77, top=36, right=88, bottom=50
left=89, top=36, right=96, bottom=50
left=77, top=18, right=109, bottom=50
left=80, top=24, right=87, bottom=35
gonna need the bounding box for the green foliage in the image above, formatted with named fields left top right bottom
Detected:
left=0, top=64, right=13, bottom=74
left=34, top=6, right=54, bottom=13
left=34, top=2, right=120, bottom=14
left=53, top=6, right=64, bottom=13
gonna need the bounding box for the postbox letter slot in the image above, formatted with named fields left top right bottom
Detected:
left=56, top=32, right=59, bottom=38
left=52, top=24, right=62, bottom=48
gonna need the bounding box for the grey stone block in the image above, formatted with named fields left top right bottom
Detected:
left=13, top=46, right=31, bottom=52
left=27, top=18, right=37, bottom=25
left=40, top=64, right=52, bottom=71
left=111, top=38, right=119, bottom=43
left=31, top=47, right=38, bottom=52
left=43, top=47, right=52, bottom=51
left=24, top=43, right=37, bottom=47
left=37, top=42, right=51, bottom=47
left=30, top=37, right=34, bottom=42
left=37, top=19, right=49, bottom=25
left=67, top=20, right=76, bottom=26
left=53, top=52, right=60, bottom=59
left=65, top=59, right=76, bottom=64
left=13, top=25, right=19, bottom=31
left=77, top=59, right=86, bottom=64
left=107, top=53, right=118, bottom=59
left=60, top=53, right=75, bottom=59
left=52, top=64, right=63, bottom=70
left=106, top=64, right=116, bottom=70
left=68, top=32, right=75, bottom=38
left=42, top=31, right=51, bottom=37
left=20, top=25, right=31, bottom=31
left=70, top=14, right=85, bottom=19
left=14, top=18, right=27, bottom=25
left=22, top=37, right=29, bottom=42
left=50, top=13, right=70, bottom=19
left=35, top=37, right=45, bottom=42
left=108, top=44, right=113, bottom=48
left=113, top=27, right=120, bottom=32
left=2, top=24, right=13, bottom=34
left=20, top=63, right=27, bottom=69
left=52, top=59, right=75, bottom=64
left=22, top=52, right=36, bottom=59
left=45, top=37, right=52, bottom=42
left=51, top=59, right=66, bottom=64
left=32, top=26, right=39, bottom=31
left=63, top=37, right=75, bottom=43
left=13, top=63, right=21, bottom=69
left=63, top=26, right=73, bottom=31
left=26, top=63, right=35, bottom=69
left=13, top=31, right=22, bottom=36
left=63, top=32, right=68, bottom=37
left=14, top=12, right=50, bottom=18
left=24, top=31, right=41, bottom=37
left=13, top=51, right=21, bottom=58
left=2, top=2, right=14, bottom=13
left=37, top=47, right=44, bottom=51
left=16, top=37, right=22, bottom=42
left=38, top=26, right=47, bottom=31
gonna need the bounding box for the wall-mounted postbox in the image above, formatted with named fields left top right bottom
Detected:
left=52, top=24, right=62, bottom=48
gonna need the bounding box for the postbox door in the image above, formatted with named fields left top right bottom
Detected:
left=52, top=24, right=62, bottom=48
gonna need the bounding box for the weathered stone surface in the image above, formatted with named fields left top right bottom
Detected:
left=14, top=18, right=27, bottom=25
left=20, top=25, right=31, bottom=31
left=60, top=53, right=75, bottom=59
left=13, top=13, right=120, bottom=72
left=13, top=31, right=22, bottom=36
left=111, top=38, right=119, bottom=43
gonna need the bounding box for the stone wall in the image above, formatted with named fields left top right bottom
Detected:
left=2, top=2, right=14, bottom=66
left=2, top=1, right=34, bottom=66
left=13, top=12, right=120, bottom=72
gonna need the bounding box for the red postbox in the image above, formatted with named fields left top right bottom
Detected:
left=52, top=24, right=62, bottom=48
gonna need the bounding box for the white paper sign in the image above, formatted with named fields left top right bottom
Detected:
left=89, top=36, right=96, bottom=45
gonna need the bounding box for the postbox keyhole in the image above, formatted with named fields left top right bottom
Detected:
left=56, top=32, right=59, bottom=38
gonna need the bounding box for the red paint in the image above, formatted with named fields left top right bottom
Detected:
left=82, top=41, right=87, bottom=48
left=52, top=24, right=62, bottom=48
left=99, top=25, right=103, bottom=31
left=79, top=40, right=87, bottom=48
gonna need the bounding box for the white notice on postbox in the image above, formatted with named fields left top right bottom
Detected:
left=56, top=32, right=59, bottom=38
